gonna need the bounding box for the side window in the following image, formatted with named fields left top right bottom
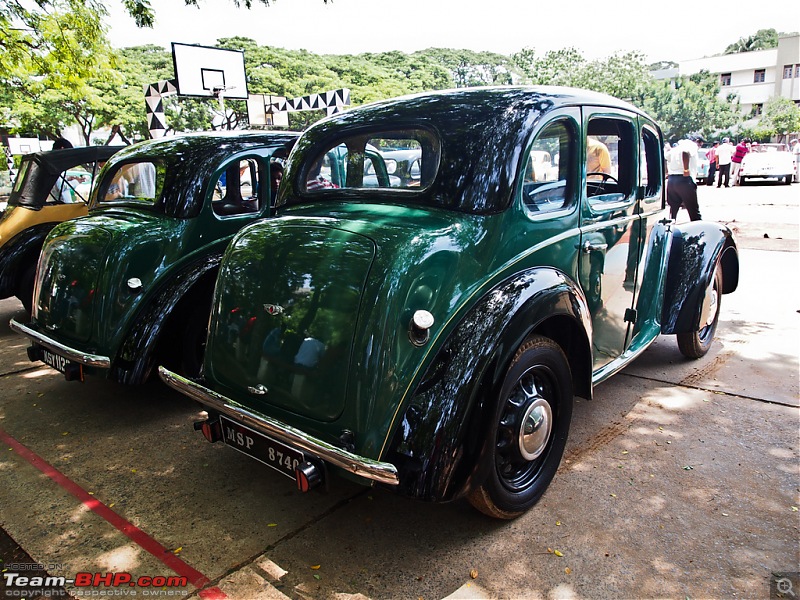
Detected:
left=640, top=126, right=662, bottom=202
left=212, top=158, right=264, bottom=217
left=521, top=119, right=576, bottom=214
left=303, top=130, right=438, bottom=193
left=101, top=160, right=162, bottom=205
left=586, top=117, right=636, bottom=204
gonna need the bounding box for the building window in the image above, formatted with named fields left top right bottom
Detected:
left=785, top=65, right=794, bottom=79
left=720, top=73, right=731, bottom=86
left=753, top=104, right=763, bottom=116
left=796, top=64, right=800, bottom=78
left=754, top=69, right=765, bottom=83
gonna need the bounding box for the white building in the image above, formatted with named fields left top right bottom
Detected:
left=676, top=33, right=800, bottom=123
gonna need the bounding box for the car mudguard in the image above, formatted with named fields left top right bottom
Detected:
left=384, top=267, right=592, bottom=502
left=661, top=222, right=739, bottom=335
left=0, top=224, right=55, bottom=298
left=112, top=254, right=222, bottom=384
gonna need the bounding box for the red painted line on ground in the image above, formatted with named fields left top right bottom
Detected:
left=0, top=426, right=226, bottom=597
left=198, top=587, right=228, bottom=599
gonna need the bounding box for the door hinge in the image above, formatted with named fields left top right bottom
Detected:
left=624, top=308, right=637, bottom=324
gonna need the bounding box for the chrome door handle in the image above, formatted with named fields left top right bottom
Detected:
left=582, top=240, right=608, bottom=253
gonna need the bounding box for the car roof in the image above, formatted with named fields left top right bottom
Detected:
left=9, top=146, right=127, bottom=209
left=288, top=86, right=657, bottom=214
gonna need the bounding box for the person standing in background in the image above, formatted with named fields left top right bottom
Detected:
left=731, top=138, right=750, bottom=186
left=706, top=141, right=718, bottom=187
left=715, top=137, right=734, bottom=188
left=666, top=135, right=703, bottom=222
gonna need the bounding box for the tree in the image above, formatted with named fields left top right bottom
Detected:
left=1, top=1, right=120, bottom=143
left=757, top=96, right=800, bottom=142
left=633, top=71, right=740, bottom=141
left=511, top=47, right=588, bottom=87
left=724, top=29, right=780, bottom=54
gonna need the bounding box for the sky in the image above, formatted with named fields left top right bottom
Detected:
left=106, top=0, right=794, bottom=64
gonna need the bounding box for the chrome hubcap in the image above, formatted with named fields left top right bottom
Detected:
left=703, top=285, right=718, bottom=329
left=519, top=397, right=552, bottom=461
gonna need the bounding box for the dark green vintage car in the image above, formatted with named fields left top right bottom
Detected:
left=159, top=87, right=739, bottom=519
left=11, top=131, right=298, bottom=384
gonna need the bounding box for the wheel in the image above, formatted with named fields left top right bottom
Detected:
left=677, top=263, right=722, bottom=359
left=468, top=335, right=573, bottom=519
left=16, top=264, right=36, bottom=314
left=784, top=175, right=792, bottom=185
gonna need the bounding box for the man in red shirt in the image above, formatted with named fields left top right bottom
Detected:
left=731, top=138, right=750, bottom=186
left=706, top=141, right=719, bottom=186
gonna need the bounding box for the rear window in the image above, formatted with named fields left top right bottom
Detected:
left=302, top=129, right=439, bottom=194
left=98, top=160, right=164, bottom=206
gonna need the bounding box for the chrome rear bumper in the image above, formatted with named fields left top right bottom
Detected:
left=158, top=366, right=400, bottom=486
left=9, top=319, right=111, bottom=368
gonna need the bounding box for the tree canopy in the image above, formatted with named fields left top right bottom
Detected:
left=1, top=7, right=791, bottom=147
left=724, top=29, right=780, bottom=54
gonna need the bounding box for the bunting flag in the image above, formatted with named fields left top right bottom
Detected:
left=263, top=88, right=350, bottom=119
left=144, top=80, right=178, bottom=138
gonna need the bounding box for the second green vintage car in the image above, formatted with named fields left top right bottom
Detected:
left=159, top=87, right=739, bottom=518
left=11, top=131, right=297, bottom=383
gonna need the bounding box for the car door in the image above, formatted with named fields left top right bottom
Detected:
left=578, top=108, right=643, bottom=371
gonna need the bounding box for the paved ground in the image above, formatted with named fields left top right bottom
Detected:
left=0, top=181, right=797, bottom=600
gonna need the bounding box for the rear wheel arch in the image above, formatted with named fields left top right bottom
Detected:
left=112, top=256, right=222, bottom=384
left=385, top=269, right=592, bottom=503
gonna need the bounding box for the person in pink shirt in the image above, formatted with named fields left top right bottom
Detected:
left=705, top=141, right=719, bottom=186
left=731, top=138, right=751, bottom=186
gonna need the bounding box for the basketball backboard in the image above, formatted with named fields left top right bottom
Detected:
left=8, top=138, right=42, bottom=155
left=172, top=43, right=248, bottom=100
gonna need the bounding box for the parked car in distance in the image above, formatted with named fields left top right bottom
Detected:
left=739, top=143, right=794, bottom=184
left=0, top=146, right=124, bottom=312
left=158, top=87, right=739, bottom=519
left=11, top=131, right=298, bottom=384
left=696, top=148, right=710, bottom=184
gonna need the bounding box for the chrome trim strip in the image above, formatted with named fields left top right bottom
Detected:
left=157, top=366, right=400, bottom=486
left=9, top=319, right=111, bottom=368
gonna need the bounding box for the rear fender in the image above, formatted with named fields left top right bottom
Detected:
left=112, top=254, right=221, bottom=384
left=0, top=224, right=54, bottom=298
left=384, top=268, right=592, bottom=502
left=661, top=222, right=738, bottom=335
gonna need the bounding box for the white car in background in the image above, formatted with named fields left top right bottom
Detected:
left=739, top=143, right=794, bottom=185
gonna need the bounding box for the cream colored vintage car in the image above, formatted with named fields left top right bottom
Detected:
left=739, top=143, right=794, bottom=184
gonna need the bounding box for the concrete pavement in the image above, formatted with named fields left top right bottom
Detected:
left=0, top=180, right=797, bottom=600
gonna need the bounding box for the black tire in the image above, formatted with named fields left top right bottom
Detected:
left=16, top=264, right=36, bottom=314
left=677, top=263, right=722, bottom=359
left=784, top=175, right=792, bottom=185
left=468, top=335, right=573, bottom=519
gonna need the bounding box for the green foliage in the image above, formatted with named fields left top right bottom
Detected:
left=760, top=96, right=800, bottom=135
left=0, top=0, right=119, bottom=142
left=724, top=29, right=780, bottom=54
left=633, top=71, right=740, bottom=142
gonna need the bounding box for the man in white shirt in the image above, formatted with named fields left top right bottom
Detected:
left=666, top=135, right=703, bottom=221
left=715, top=137, right=734, bottom=188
